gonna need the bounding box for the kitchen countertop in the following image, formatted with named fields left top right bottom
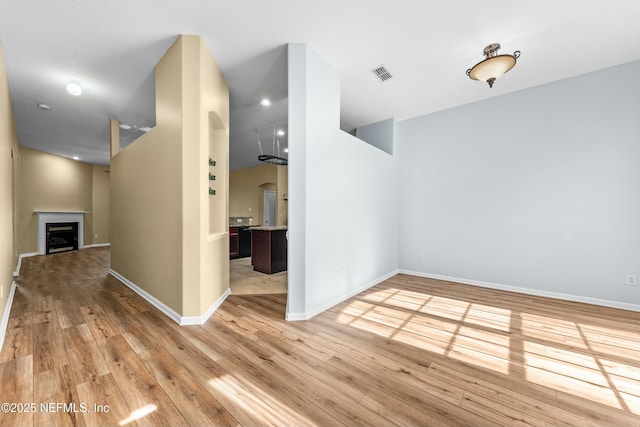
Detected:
left=249, top=226, right=288, bottom=231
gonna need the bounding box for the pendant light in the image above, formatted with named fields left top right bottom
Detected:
left=466, top=43, right=520, bottom=88
left=256, top=125, right=288, bottom=166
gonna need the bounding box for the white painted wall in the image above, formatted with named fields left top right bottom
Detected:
left=399, top=60, right=640, bottom=307
left=356, top=118, right=395, bottom=154
left=287, top=44, right=399, bottom=319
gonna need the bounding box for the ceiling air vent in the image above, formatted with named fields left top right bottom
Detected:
left=371, top=65, right=392, bottom=82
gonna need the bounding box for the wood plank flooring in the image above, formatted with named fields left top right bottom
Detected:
left=1, top=247, right=639, bottom=426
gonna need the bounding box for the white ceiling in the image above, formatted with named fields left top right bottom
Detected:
left=1, top=1, right=639, bottom=169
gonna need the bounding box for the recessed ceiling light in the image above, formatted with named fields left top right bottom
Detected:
left=139, top=126, right=152, bottom=132
left=119, top=123, right=132, bottom=130
left=72, top=156, right=80, bottom=160
left=37, top=103, right=50, bottom=110
left=260, top=98, right=272, bottom=107
left=66, top=82, right=82, bottom=96
left=277, top=129, right=285, bottom=136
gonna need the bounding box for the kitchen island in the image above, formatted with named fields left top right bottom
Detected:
left=251, top=226, right=287, bottom=274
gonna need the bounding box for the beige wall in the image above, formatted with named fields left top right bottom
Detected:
left=111, top=35, right=230, bottom=318
left=0, top=44, right=19, bottom=333
left=191, top=36, right=230, bottom=316
left=110, top=36, right=184, bottom=313
left=91, top=165, right=110, bottom=244
left=16, top=147, right=94, bottom=254
left=230, top=164, right=288, bottom=226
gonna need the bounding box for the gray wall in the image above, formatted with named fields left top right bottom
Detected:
left=398, top=60, right=640, bottom=307
left=287, top=44, right=399, bottom=319
left=356, top=118, right=396, bottom=154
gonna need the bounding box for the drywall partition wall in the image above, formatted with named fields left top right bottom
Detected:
left=287, top=44, right=399, bottom=319
left=276, top=164, right=288, bottom=226
left=286, top=44, right=308, bottom=317
left=0, top=44, right=19, bottom=350
left=399, top=60, right=640, bottom=309
left=355, top=118, right=395, bottom=155
left=110, top=37, right=184, bottom=314
left=111, top=35, right=230, bottom=320
left=182, top=35, right=230, bottom=318
left=16, top=147, right=93, bottom=254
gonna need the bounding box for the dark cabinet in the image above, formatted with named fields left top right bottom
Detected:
left=251, top=229, right=287, bottom=274
left=238, top=227, right=252, bottom=258
left=229, top=227, right=239, bottom=259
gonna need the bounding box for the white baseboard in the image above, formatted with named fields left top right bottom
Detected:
left=108, top=269, right=230, bottom=325
left=285, top=269, right=400, bottom=321
left=84, top=243, right=111, bottom=249
left=400, top=269, right=640, bottom=313
left=0, top=281, right=17, bottom=353
left=181, top=289, right=231, bottom=326
left=284, top=311, right=308, bottom=321
left=13, top=252, right=38, bottom=277
left=108, top=269, right=182, bottom=324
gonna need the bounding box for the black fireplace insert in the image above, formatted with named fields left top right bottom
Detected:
left=46, top=222, right=78, bottom=254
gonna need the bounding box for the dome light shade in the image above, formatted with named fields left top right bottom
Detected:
left=66, top=82, right=82, bottom=96
left=466, top=43, right=520, bottom=88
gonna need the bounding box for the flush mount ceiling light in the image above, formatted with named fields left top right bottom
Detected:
left=276, top=129, right=285, bottom=136
left=66, top=81, right=82, bottom=96
left=259, top=98, right=272, bottom=107
left=466, top=43, right=520, bottom=88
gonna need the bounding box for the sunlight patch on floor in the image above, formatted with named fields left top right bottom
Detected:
left=338, top=287, right=640, bottom=414
left=119, top=404, right=157, bottom=426
left=464, top=303, right=511, bottom=332
left=209, top=374, right=318, bottom=427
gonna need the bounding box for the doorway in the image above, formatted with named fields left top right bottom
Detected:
left=263, top=190, right=276, bottom=226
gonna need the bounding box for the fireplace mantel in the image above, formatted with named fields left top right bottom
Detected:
left=35, top=211, right=89, bottom=255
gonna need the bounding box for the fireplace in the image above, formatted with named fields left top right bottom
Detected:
left=46, top=222, right=78, bottom=254
left=35, top=211, right=87, bottom=255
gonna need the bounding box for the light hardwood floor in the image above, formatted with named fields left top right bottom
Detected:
left=1, top=247, right=639, bottom=426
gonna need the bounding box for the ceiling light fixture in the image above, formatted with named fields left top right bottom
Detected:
left=37, top=103, right=50, bottom=110
left=72, top=156, right=80, bottom=160
left=66, top=81, right=82, bottom=96
left=466, top=43, right=520, bottom=88
left=259, top=98, right=272, bottom=107
left=276, top=129, right=285, bottom=136
left=119, top=123, right=132, bottom=130
left=256, top=125, right=288, bottom=166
